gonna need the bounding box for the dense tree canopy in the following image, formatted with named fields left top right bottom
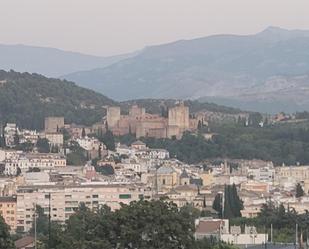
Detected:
left=212, top=185, right=243, bottom=219
left=35, top=200, right=236, bottom=249
left=140, top=121, right=309, bottom=165
left=231, top=201, right=309, bottom=243
left=0, top=70, right=115, bottom=130
left=36, top=138, right=50, bottom=153
left=0, top=215, right=15, bottom=249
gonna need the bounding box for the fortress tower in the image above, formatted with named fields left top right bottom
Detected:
left=106, top=106, right=120, bottom=129
left=168, top=102, right=189, bottom=130
left=167, top=102, right=190, bottom=138
left=129, top=105, right=145, bottom=118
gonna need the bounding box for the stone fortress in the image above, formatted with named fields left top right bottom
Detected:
left=105, top=102, right=199, bottom=139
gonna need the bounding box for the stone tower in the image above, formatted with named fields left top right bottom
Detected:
left=106, top=106, right=120, bottom=129
left=168, top=102, right=189, bottom=130
left=129, top=105, right=145, bottom=118
left=44, top=117, right=64, bottom=133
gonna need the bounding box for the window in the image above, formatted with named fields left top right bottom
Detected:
left=92, top=195, right=98, bottom=198
left=65, top=207, right=72, bottom=212
left=162, top=179, right=166, bottom=185
left=119, top=194, right=131, bottom=199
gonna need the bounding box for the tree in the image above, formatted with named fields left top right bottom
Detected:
left=16, top=167, right=21, bottom=176
left=95, top=164, right=114, bottom=175
left=0, top=215, right=15, bottom=249
left=223, top=185, right=243, bottom=219
left=0, top=123, right=6, bottom=148
left=13, top=128, right=20, bottom=146
left=36, top=138, right=50, bottom=153
left=212, top=193, right=222, bottom=217
left=82, top=127, right=86, bottom=138
left=100, top=130, right=115, bottom=151
left=42, top=200, right=198, bottom=249
left=198, top=120, right=202, bottom=130
left=15, top=141, right=34, bottom=152
left=66, top=141, right=87, bottom=166
left=98, top=144, right=102, bottom=159
left=30, top=205, right=49, bottom=236
left=296, top=183, right=305, bottom=198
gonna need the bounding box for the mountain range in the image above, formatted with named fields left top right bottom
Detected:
left=0, top=44, right=134, bottom=77
left=2, top=27, right=309, bottom=113
left=62, top=27, right=309, bottom=113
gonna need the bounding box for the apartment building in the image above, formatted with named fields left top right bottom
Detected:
left=0, top=196, right=17, bottom=231
left=276, top=165, right=309, bottom=182
left=16, top=183, right=150, bottom=232
left=4, top=153, right=66, bottom=175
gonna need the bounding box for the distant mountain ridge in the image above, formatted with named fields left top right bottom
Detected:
left=63, top=27, right=309, bottom=113
left=0, top=44, right=134, bottom=77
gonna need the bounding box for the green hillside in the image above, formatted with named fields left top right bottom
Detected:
left=120, top=99, right=243, bottom=115
left=0, top=70, right=116, bottom=130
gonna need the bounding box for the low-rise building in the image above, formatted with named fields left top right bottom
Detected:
left=0, top=196, right=17, bottom=231
left=195, top=218, right=268, bottom=245
left=45, top=132, right=64, bottom=147
left=4, top=153, right=66, bottom=175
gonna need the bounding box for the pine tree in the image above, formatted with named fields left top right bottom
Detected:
left=212, top=193, right=222, bottom=217
left=197, top=120, right=202, bottom=130
left=224, top=185, right=234, bottom=219
left=14, top=128, right=20, bottom=146
left=223, top=184, right=243, bottom=219
left=98, top=144, right=102, bottom=159
left=296, top=183, right=305, bottom=198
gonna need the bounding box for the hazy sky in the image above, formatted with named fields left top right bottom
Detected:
left=1, top=0, right=309, bottom=56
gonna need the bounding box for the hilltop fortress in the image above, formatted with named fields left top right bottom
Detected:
left=105, top=103, right=199, bottom=139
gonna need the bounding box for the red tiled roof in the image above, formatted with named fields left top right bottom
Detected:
left=15, top=236, right=34, bottom=249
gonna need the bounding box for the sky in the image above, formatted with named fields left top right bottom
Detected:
left=1, top=0, right=309, bottom=56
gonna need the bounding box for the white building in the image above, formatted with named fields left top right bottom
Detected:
left=247, top=166, right=275, bottom=182
left=4, top=153, right=66, bottom=175
left=16, top=183, right=150, bottom=232
left=4, top=123, right=19, bottom=147
left=76, top=136, right=101, bottom=151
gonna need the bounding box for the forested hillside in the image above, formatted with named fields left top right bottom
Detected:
left=0, top=70, right=115, bottom=129
left=121, top=99, right=243, bottom=115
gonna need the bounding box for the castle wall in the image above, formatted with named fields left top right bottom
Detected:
left=44, top=117, right=64, bottom=133
left=168, top=104, right=189, bottom=130
left=106, top=106, right=120, bottom=129
left=136, top=115, right=167, bottom=138
left=106, top=104, right=196, bottom=139
left=129, top=105, right=145, bottom=118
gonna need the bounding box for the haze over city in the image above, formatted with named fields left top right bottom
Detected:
left=2, top=1, right=309, bottom=249
left=1, top=0, right=309, bottom=56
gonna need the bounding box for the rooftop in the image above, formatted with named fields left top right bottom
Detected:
left=0, top=196, right=16, bottom=203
